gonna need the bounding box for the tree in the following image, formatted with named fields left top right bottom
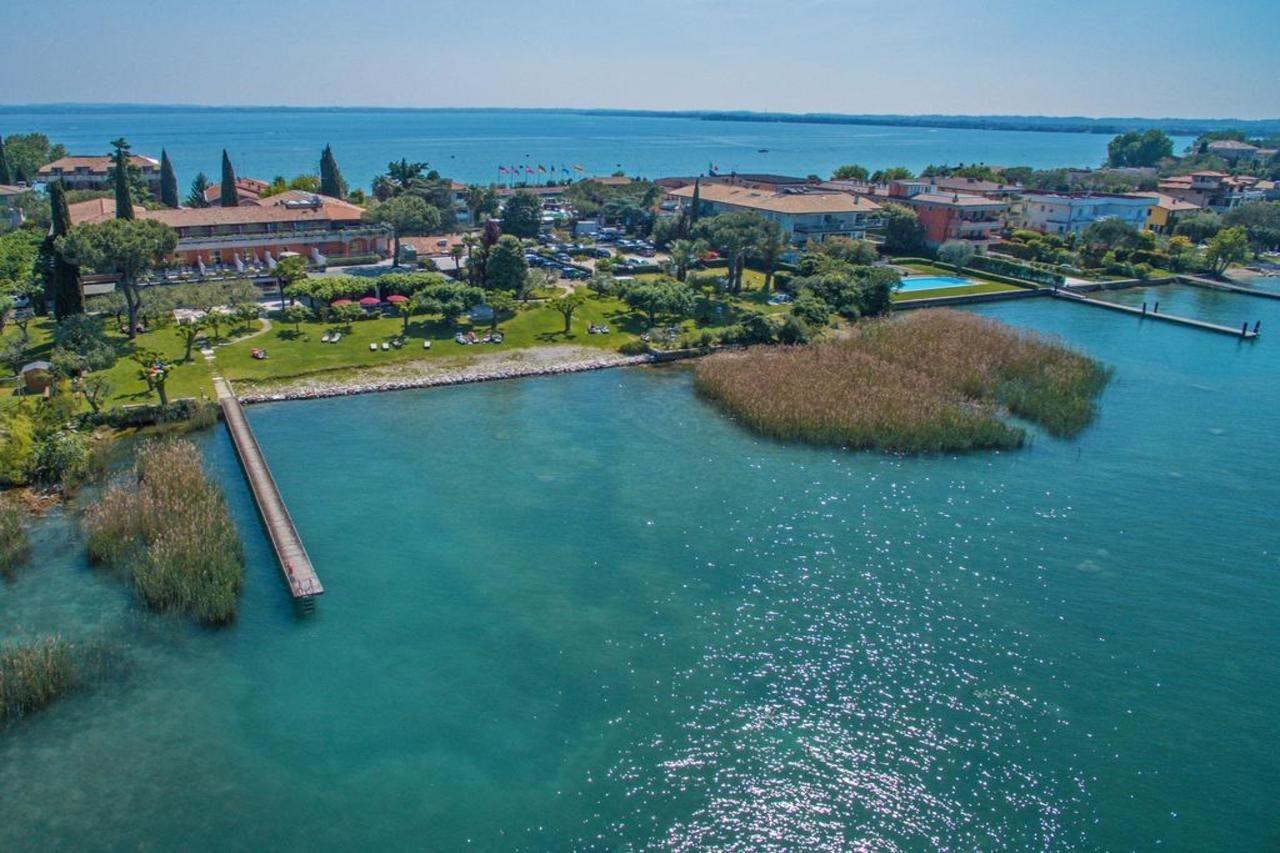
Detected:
left=187, top=172, right=211, bottom=207
left=694, top=211, right=770, bottom=292
left=880, top=203, right=926, bottom=254
left=485, top=235, right=528, bottom=291
left=547, top=291, right=586, bottom=334
left=413, top=282, right=484, bottom=328
left=464, top=184, right=487, bottom=224
left=111, top=138, right=135, bottom=220
left=753, top=220, right=785, bottom=292
left=501, top=190, right=543, bottom=239
left=58, top=218, right=177, bottom=339
left=274, top=253, right=307, bottom=310
left=1223, top=201, right=1280, bottom=254
left=159, top=149, right=179, bottom=208
left=45, top=182, right=82, bottom=320
left=449, top=243, right=465, bottom=272
left=622, top=279, right=695, bottom=328
left=1205, top=226, right=1249, bottom=275
left=52, top=313, right=116, bottom=373
left=0, top=134, right=10, bottom=185
left=1107, top=130, right=1174, bottom=168
left=220, top=149, right=238, bottom=207
left=367, top=195, right=438, bottom=267
left=68, top=374, right=111, bottom=414
left=281, top=302, right=311, bottom=334
left=131, top=348, right=171, bottom=404
left=938, top=239, right=975, bottom=272
left=331, top=302, right=364, bottom=329
left=870, top=167, right=914, bottom=183
left=385, top=159, right=427, bottom=192
left=1173, top=211, right=1222, bottom=244
left=395, top=298, right=416, bottom=334
left=790, top=293, right=831, bottom=327
left=667, top=238, right=705, bottom=281
left=484, top=289, right=516, bottom=331
left=319, top=144, right=347, bottom=199
left=831, top=164, right=869, bottom=181
left=173, top=316, right=207, bottom=361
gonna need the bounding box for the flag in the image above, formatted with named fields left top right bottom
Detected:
left=572, top=164, right=584, bottom=172
left=562, top=165, right=571, bottom=174
left=537, top=164, right=547, bottom=174
left=498, top=166, right=508, bottom=174
left=525, top=165, right=535, bottom=174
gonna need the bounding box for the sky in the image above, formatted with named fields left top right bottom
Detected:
left=6, top=0, right=1279, bottom=118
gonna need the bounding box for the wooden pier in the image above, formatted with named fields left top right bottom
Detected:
left=214, top=377, right=324, bottom=607
left=1052, top=290, right=1260, bottom=339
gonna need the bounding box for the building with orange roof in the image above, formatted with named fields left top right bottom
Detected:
left=68, top=193, right=390, bottom=270
left=36, top=154, right=161, bottom=195
left=203, top=177, right=271, bottom=205
left=1135, top=192, right=1202, bottom=234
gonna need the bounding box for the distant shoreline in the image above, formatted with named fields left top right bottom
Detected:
left=3, top=103, right=1277, bottom=138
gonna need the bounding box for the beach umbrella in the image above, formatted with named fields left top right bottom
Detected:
left=358, top=296, right=381, bottom=307
left=385, top=294, right=409, bottom=303
left=331, top=298, right=353, bottom=307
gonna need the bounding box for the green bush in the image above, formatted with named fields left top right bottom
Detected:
left=617, top=339, right=651, bottom=356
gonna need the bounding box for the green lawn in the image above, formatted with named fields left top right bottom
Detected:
left=2, top=316, right=219, bottom=412
left=218, top=295, right=642, bottom=383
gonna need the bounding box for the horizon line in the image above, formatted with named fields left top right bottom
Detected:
left=2, top=102, right=1279, bottom=124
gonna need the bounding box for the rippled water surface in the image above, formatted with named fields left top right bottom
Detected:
left=2, top=295, right=1278, bottom=850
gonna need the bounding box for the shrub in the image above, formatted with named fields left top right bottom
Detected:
left=694, top=309, right=1109, bottom=454
left=84, top=439, right=244, bottom=624
left=0, top=497, right=31, bottom=579
left=618, top=339, right=650, bottom=356
left=0, top=637, right=75, bottom=723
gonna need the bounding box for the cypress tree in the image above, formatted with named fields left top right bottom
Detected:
left=159, top=149, right=179, bottom=208
left=220, top=149, right=238, bottom=207
left=0, top=135, right=10, bottom=185
left=111, top=137, right=135, bottom=220
left=47, top=181, right=83, bottom=319
left=689, top=178, right=701, bottom=226
left=319, top=144, right=346, bottom=198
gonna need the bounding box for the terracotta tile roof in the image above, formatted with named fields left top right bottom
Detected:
left=204, top=177, right=271, bottom=204
left=667, top=182, right=880, bottom=215
left=1135, top=192, right=1201, bottom=212
left=402, top=234, right=467, bottom=256
left=69, top=195, right=366, bottom=228
left=1207, top=140, right=1257, bottom=150
left=0, top=184, right=28, bottom=197
left=929, top=176, right=1021, bottom=194
left=37, top=154, right=159, bottom=176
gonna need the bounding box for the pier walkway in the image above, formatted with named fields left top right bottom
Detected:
left=1178, top=275, right=1280, bottom=301
left=1051, top=290, right=1260, bottom=339
left=214, top=376, right=324, bottom=606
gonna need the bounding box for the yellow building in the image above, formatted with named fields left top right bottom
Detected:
left=1136, top=192, right=1202, bottom=235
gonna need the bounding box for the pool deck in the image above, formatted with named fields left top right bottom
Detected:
left=214, top=376, right=324, bottom=606
left=1051, top=290, right=1260, bottom=339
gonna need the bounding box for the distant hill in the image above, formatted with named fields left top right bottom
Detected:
left=4, top=103, right=1278, bottom=137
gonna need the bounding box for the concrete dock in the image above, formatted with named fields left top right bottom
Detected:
left=1052, top=290, right=1259, bottom=339
left=1178, top=274, right=1280, bottom=301
left=214, top=377, right=324, bottom=606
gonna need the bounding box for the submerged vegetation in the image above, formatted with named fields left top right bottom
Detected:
left=695, top=309, right=1110, bottom=453
left=0, top=637, right=76, bottom=723
left=85, top=439, right=244, bottom=624
left=0, top=497, right=31, bottom=579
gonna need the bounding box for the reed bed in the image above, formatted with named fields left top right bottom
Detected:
left=84, top=440, right=244, bottom=624
left=694, top=309, right=1109, bottom=453
left=0, top=637, right=75, bottom=723
left=0, top=498, right=31, bottom=580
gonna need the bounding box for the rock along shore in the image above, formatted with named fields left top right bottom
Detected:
left=235, top=352, right=659, bottom=405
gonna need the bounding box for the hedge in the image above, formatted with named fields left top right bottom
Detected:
left=966, top=255, right=1065, bottom=287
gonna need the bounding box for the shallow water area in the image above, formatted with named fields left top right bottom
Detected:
left=2, top=295, right=1277, bottom=850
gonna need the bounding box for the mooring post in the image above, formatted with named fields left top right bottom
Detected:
left=1154, top=301, right=1160, bottom=313
left=1142, top=302, right=1147, bottom=315
left=1254, top=321, right=1262, bottom=334
left=1241, top=322, right=1249, bottom=337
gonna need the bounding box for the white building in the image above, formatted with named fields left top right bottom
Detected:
left=665, top=182, right=882, bottom=247
left=1015, top=191, right=1154, bottom=236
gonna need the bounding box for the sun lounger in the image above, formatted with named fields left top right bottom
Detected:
left=381, top=342, right=390, bottom=350
left=331, top=333, right=341, bottom=343
left=321, top=333, right=332, bottom=343
left=423, top=340, right=431, bottom=349
left=369, top=343, right=377, bottom=351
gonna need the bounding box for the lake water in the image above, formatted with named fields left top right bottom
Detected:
left=0, top=107, right=1195, bottom=191
left=2, top=290, right=1278, bottom=849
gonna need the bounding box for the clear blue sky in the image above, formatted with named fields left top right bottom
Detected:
left=7, top=0, right=1279, bottom=118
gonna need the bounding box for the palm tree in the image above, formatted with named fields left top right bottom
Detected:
left=755, top=222, right=785, bottom=292
left=450, top=243, right=465, bottom=272
left=668, top=239, right=705, bottom=282
left=464, top=184, right=486, bottom=224
left=386, top=159, right=427, bottom=191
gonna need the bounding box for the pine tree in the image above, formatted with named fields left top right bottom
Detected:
left=111, top=137, right=135, bottom=219
left=220, top=149, right=238, bottom=207
left=319, top=144, right=346, bottom=198
left=159, top=149, right=179, bottom=208
left=187, top=172, right=211, bottom=207
left=47, top=181, right=83, bottom=319
left=0, top=135, right=11, bottom=185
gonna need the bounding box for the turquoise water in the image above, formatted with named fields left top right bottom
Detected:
left=3, top=293, right=1279, bottom=849
left=898, top=275, right=973, bottom=293
left=0, top=106, right=1195, bottom=190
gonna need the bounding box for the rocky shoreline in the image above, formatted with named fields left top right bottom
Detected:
left=235, top=352, right=659, bottom=405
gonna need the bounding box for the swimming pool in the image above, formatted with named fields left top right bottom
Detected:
left=899, top=275, right=974, bottom=293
